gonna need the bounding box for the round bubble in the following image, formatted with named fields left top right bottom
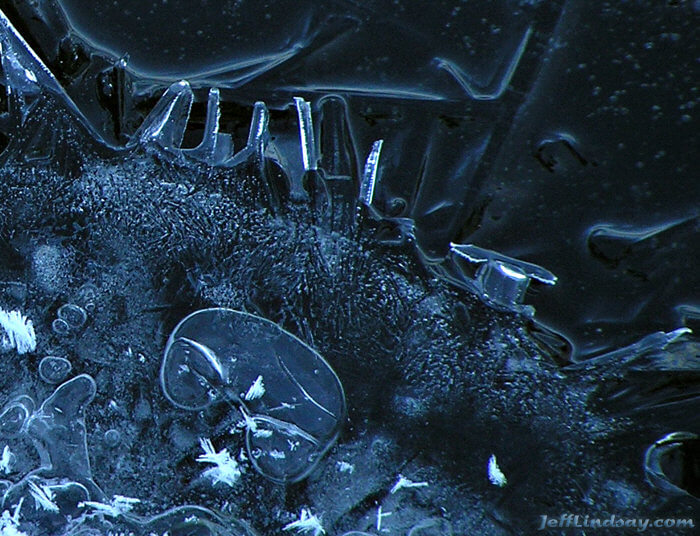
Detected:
left=38, top=356, right=73, bottom=384
left=104, top=429, right=121, bottom=448
left=52, top=318, right=71, bottom=336
left=161, top=308, right=346, bottom=483
left=57, top=303, right=87, bottom=329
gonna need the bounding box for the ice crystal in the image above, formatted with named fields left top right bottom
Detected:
left=196, top=438, right=241, bottom=487
left=243, top=375, right=265, bottom=401
left=283, top=508, right=325, bottom=536
left=28, top=481, right=59, bottom=513
left=0, top=446, right=12, bottom=474
left=0, top=309, right=36, bottom=354
left=0, top=508, right=27, bottom=536
left=487, top=454, right=507, bottom=487
left=79, top=495, right=141, bottom=518
left=390, top=474, right=429, bottom=494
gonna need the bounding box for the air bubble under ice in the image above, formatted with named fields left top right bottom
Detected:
left=161, top=308, right=346, bottom=483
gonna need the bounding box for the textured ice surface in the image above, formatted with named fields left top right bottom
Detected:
left=0, top=1, right=698, bottom=535
left=162, top=308, right=346, bottom=483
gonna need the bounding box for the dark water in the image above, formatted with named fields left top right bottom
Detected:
left=9, top=0, right=700, bottom=358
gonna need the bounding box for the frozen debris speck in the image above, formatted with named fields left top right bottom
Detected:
left=244, top=375, right=265, bottom=400
left=0, top=308, right=36, bottom=355
left=390, top=474, right=428, bottom=494
left=238, top=408, right=258, bottom=432
left=28, top=481, right=59, bottom=513
left=336, top=461, right=354, bottom=473
left=376, top=505, right=392, bottom=532
left=79, top=495, right=140, bottom=517
left=0, top=446, right=13, bottom=474
left=488, top=454, right=508, bottom=487
left=283, top=508, right=325, bottom=536
left=196, top=438, right=241, bottom=487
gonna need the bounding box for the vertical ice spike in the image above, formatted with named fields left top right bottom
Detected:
left=359, top=140, right=384, bottom=207
left=132, top=80, right=193, bottom=150
left=183, top=88, right=233, bottom=165
left=318, top=96, right=357, bottom=182
left=224, top=101, right=287, bottom=211
left=294, top=97, right=318, bottom=171
left=317, top=95, right=360, bottom=232
left=99, top=56, right=133, bottom=144
left=247, top=101, right=270, bottom=153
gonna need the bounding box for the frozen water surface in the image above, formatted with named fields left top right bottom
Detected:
left=0, top=0, right=697, bottom=535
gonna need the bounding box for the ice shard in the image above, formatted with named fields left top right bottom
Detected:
left=294, top=97, right=318, bottom=172
left=359, top=140, right=384, bottom=208
left=182, top=88, right=233, bottom=165
left=131, top=80, right=193, bottom=151
left=436, top=243, right=556, bottom=316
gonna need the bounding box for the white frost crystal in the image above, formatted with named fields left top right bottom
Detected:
left=0, top=308, right=36, bottom=354
left=244, top=375, right=265, bottom=400
left=196, top=437, right=241, bottom=487
left=488, top=454, right=508, bottom=487
left=283, top=508, right=325, bottom=536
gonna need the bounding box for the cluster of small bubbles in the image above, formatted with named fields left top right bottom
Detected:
left=38, top=356, right=73, bottom=384
left=52, top=303, right=87, bottom=336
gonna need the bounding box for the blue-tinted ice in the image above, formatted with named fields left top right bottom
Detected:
left=161, top=308, right=346, bottom=483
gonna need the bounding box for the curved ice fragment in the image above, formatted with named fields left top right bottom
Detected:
left=70, top=504, right=259, bottom=536
left=142, top=505, right=259, bottom=536
left=434, top=26, right=532, bottom=100
left=644, top=432, right=700, bottom=498
left=161, top=308, right=346, bottom=483
left=25, top=375, right=102, bottom=498
left=0, top=396, right=34, bottom=438
left=160, top=337, right=226, bottom=410
left=57, top=303, right=87, bottom=330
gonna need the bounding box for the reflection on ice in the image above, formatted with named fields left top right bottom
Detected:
left=434, top=26, right=533, bottom=100
left=432, top=243, right=556, bottom=316
left=161, top=308, right=345, bottom=483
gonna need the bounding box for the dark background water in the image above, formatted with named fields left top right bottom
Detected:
left=3, top=0, right=699, bottom=359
